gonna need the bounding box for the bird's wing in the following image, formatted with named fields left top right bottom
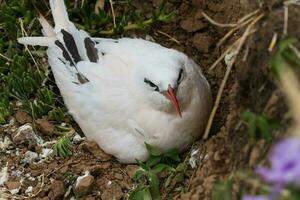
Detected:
left=18, top=0, right=103, bottom=85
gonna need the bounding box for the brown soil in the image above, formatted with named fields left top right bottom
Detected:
left=1, top=0, right=300, bottom=199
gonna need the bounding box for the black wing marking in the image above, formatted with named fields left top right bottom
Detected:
left=55, top=40, right=89, bottom=84
left=77, top=72, right=89, bottom=84
left=84, top=37, right=99, bottom=63
left=55, top=40, right=75, bottom=66
left=61, top=29, right=81, bottom=63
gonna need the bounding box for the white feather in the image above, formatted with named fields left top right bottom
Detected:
left=49, top=0, right=70, bottom=31
left=38, top=15, right=55, bottom=37
left=17, top=37, right=56, bottom=46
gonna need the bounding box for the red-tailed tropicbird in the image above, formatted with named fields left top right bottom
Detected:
left=18, top=0, right=212, bottom=163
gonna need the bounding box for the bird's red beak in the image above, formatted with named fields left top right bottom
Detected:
left=167, top=85, right=182, bottom=117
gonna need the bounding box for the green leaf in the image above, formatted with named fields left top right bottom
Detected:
left=52, top=135, right=72, bottom=158
left=256, top=117, right=272, bottom=141
left=146, top=156, right=161, bottom=168
left=143, top=188, right=153, bottom=200
left=129, top=188, right=152, bottom=200
left=145, top=142, right=162, bottom=156
left=152, top=164, right=173, bottom=174
left=271, top=37, right=300, bottom=78
left=164, top=173, right=174, bottom=188
left=242, top=111, right=279, bottom=142
left=149, top=172, right=160, bottom=200
left=242, top=111, right=257, bottom=140
left=133, top=169, right=146, bottom=182
left=175, top=163, right=188, bottom=173
left=164, top=149, right=180, bottom=162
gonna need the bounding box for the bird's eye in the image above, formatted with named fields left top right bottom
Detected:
left=177, top=68, right=184, bottom=84
left=144, top=78, right=159, bottom=91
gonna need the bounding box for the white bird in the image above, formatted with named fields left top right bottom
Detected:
left=18, top=0, right=212, bottom=163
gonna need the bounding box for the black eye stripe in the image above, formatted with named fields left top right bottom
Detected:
left=177, top=69, right=184, bottom=83
left=144, top=78, right=159, bottom=91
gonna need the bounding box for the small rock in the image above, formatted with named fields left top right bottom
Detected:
left=12, top=124, right=43, bottom=145
left=193, top=33, right=213, bottom=53
left=15, top=110, right=32, bottom=124
left=213, top=151, right=221, bottom=161
left=5, top=181, right=20, bottom=190
left=22, top=151, right=39, bottom=164
left=180, top=17, right=206, bottom=32
left=25, top=186, right=33, bottom=194
left=114, top=173, right=123, bottom=180
left=11, top=170, right=22, bottom=178
left=35, top=118, right=55, bottom=136
left=74, top=171, right=94, bottom=196
left=49, top=180, right=65, bottom=200
left=207, top=2, right=226, bottom=12
left=85, top=165, right=104, bottom=176
left=72, top=133, right=83, bottom=144
left=39, top=148, right=53, bottom=159
left=0, top=136, right=14, bottom=151
left=125, top=165, right=139, bottom=178
left=100, top=180, right=123, bottom=200
left=81, top=141, right=112, bottom=161
left=101, top=162, right=111, bottom=169
left=5, top=181, right=21, bottom=194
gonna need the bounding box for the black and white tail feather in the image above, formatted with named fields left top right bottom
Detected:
left=18, top=0, right=99, bottom=84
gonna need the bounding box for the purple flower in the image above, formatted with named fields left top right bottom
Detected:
left=242, top=195, right=269, bottom=200
left=256, top=138, right=300, bottom=186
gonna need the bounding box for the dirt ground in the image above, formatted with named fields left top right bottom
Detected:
left=1, top=0, right=300, bottom=199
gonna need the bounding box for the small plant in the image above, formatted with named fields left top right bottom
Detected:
left=242, top=111, right=279, bottom=142
left=129, top=143, right=187, bottom=200
left=53, top=134, right=73, bottom=158
left=22, top=88, right=56, bottom=118
left=271, top=37, right=300, bottom=77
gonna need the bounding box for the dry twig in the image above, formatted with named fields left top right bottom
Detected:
left=279, top=68, right=300, bottom=132
left=156, top=30, right=180, bottom=44
left=201, top=11, right=237, bottom=27
left=0, top=53, right=12, bottom=62
left=283, top=5, right=289, bottom=36
left=109, top=0, right=116, bottom=28
left=209, top=29, right=257, bottom=71
left=268, top=32, right=278, bottom=52
left=203, top=13, right=265, bottom=140
left=202, top=9, right=260, bottom=47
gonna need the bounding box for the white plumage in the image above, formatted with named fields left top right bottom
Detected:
left=18, top=0, right=212, bottom=163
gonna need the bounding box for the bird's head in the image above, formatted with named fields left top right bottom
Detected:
left=133, top=50, right=194, bottom=117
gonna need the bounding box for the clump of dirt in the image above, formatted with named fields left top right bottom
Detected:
left=1, top=0, right=300, bottom=199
